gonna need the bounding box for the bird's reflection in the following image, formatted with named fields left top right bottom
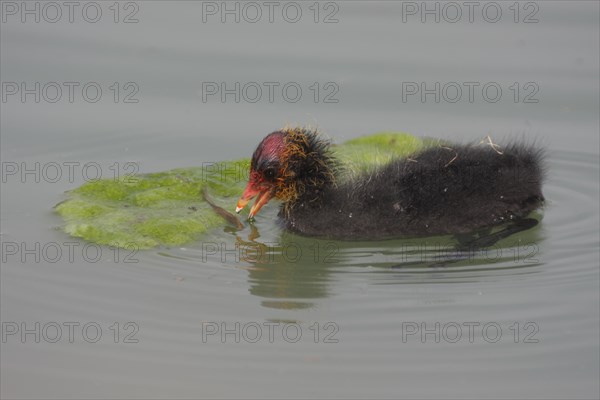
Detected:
left=230, top=223, right=338, bottom=310
left=226, top=213, right=544, bottom=310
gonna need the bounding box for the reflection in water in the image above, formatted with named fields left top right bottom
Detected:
left=234, top=226, right=337, bottom=310
left=389, top=216, right=544, bottom=269
left=233, top=213, right=545, bottom=309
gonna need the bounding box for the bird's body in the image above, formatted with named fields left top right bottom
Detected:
left=236, top=128, right=545, bottom=240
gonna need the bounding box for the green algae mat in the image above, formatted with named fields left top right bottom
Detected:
left=55, top=132, right=427, bottom=249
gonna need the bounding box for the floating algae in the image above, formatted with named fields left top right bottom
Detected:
left=55, top=132, right=425, bottom=249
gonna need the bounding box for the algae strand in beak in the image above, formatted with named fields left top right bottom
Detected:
left=201, top=187, right=244, bottom=230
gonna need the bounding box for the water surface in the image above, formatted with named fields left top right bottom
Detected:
left=1, top=2, right=599, bottom=398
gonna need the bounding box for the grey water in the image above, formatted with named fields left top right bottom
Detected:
left=1, top=1, right=599, bottom=398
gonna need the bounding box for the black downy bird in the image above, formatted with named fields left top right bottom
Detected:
left=236, top=127, right=545, bottom=240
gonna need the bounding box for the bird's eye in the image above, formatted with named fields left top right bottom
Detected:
left=263, top=168, right=276, bottom=180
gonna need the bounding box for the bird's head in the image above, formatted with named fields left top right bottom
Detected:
left=236, top=127, right=335, bottom=219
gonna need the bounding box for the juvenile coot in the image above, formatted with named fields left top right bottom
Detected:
left=236, top=127, right=545, bottom=240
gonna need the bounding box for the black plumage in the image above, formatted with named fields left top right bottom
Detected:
left=237, top=128, right=545, bottom=240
